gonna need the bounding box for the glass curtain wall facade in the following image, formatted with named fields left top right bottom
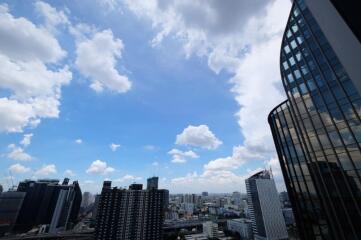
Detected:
left=268, top=0, right=361, bottom=239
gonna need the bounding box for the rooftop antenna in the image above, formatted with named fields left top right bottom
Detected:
left=8, top=170, right=15, bottom=189
left=3, top=173, right=10, bottom=190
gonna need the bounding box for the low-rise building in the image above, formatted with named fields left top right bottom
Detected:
left=203, top=221, right=219, bottom=238
left=227, top=218, right=253, bottom=240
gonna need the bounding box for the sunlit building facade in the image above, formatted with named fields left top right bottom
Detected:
left=268, top=0, right=361, bottom=239
left=245, top=170, right=288, bottom=240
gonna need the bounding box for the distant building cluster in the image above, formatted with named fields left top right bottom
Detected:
left=0, top=174, right=295, bottom=240
left=163, top=170, right=292, bottom=240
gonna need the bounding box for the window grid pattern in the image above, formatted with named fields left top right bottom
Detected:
left=269, top=1, right=361, bottom=240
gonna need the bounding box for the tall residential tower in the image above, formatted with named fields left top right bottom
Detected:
left=95, top=177, right=168, bottom=240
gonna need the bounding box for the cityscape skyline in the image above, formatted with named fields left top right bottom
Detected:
left=0, top=0, right=292, bottom=194
left=1, top=1, right=360, bottom=239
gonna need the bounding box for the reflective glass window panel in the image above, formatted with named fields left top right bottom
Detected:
left=298, top=18, right=305, bottom=28
left=320, top=112, right=333, bottom=126
left=309, top=136, right=321, bottom=150
left=352, top=99, right=361, bottom=117
left=349, top=151, right=361, bottom=169
left=297, top=36, right=304, bottom=45
left=284, top=45, right=291, bottom=54
left=331, top=85, right=346, bottom=100
left=307, top=79, right=317, bottom=92
left=301, top=65, right=309, bottom=75
left=318, top=134, right=331, bottom=149
left=308, top=60, right=316, bottom=71
left=314, top=75, right=324, bottom=87
left=292, top=87, right=299, bottom=97
left=299, top=83, right=308, bottom=95
left=288, top=73, right=295, bottom=83
left=283, top=61, right=289, bottom=70
left=294, top=8, right=300, bottom=17
left=343, top=80, right=358, bottom=97
left=291, top=40, right=297, bottom=49
left=339, top=128, right=355, bottom=145
left=337, top=152, right=353, bottom=170
left=303, top=29, right=311, bottom=39
left=323, top=90, right=335, bottom=104
left=341, top=103, right=357, bottom=120
left=329, top=108, right=343, bottom=123
left=290, top=56, right=296, bottom=66
left=353, top=125, right=361, bottom=142
left=294, top=69, right=301, bottom=79
left=287, top=30, right=292, bottom=38
left=328, top=131, right=343, bottom=147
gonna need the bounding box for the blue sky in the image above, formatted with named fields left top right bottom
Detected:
left=0, top=0, right=291, bottom=193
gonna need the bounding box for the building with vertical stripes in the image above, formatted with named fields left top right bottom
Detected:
left=94, top=177, right=168, bottom=240
left=268, top=0, right=361, bottom=239
left=245, top=170, right=288, bottom=240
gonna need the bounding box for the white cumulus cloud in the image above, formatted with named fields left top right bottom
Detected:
left=204, top=145, right=264, bottom=172
left=170, top=171, right=244, bottom=193
left=8, top=163, right=31, bottom=174
left=168, top=148, right=199, bottom=164
left=7, top=144, right=32, bottom=161
left=35, top=1, right=69, bottom=33
left=0, top=4, right=72, bottom=133
left=75, top=139, right=83, bottom=144
left=123, top=0, right=291, bottom=191
left=86, top=160, right=115, bottom=175
left=64, top=169, right=76, bottom=177
left=176, top=125, right=222, bottom=150
left=114, top=174, right=142, bottom=183
left=75, top=29, right=131, bottom=93
left=20, top=133, right=33, bottom=147
left=35, top=164, right=57, bottom=176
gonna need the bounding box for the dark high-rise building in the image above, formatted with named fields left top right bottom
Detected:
left=14, top=179, right=81, bottom=232
left=49, top=183, right=81, bottom=233
left=201, top=191, right=208, bottom=197
left=95, top=177, right=168, bottom=240
left=0, top=191, right=26, bottom=236
left=92, top=194, right=101, bottom=220
left=245, top=170, right=288, bottom=240
left=147, top=177, right=158, bottom=190
left=81, top=192, right=92, bottom=208
left=268, top=0, right=361, bottom=239
left=68, top=181, right=82, bottom=226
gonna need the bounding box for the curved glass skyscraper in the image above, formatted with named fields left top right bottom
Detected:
left=268, top=0, right=361, bottom=239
